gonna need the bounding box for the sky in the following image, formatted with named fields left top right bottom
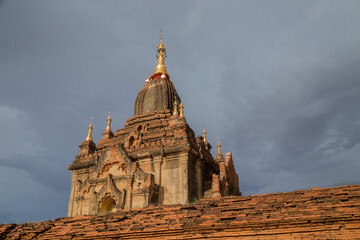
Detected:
left=0, top=0, right=360, bottom=223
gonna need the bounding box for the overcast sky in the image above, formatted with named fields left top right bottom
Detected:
left=1, top=0, right=360, bottom=223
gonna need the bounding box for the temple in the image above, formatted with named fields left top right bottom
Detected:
left=67, top=31, right=240, bottom=217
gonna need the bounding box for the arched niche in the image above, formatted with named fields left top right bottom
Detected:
left=128, top=136, right=135, bottom=148
left=98, top=196, right=116, bottom=214
left=137, top=125, right=142, bottom=133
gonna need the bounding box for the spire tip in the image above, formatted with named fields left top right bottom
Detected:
left=154, top=30, right=168, bottom=74
left=203, top=124, right=208, bottom=143
left=217, top=137, right=222, bottom=156
left=86, top=117, right=93, bottom=141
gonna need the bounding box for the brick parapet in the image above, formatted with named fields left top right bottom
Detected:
left=2, top=184, right=360, bottom=239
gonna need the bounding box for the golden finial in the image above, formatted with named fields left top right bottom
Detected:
left=173, top=96, right=179, bottom=116
left=203, top=124, right=208, bottom=143
left=86, top=117, right=93, bottom=141
left=217, top=137, right=223, bottom=156
left=179, top=97, right=184, bottom=118
left=154, top=29, right=168, bottom=74
left=106, top=111, right=112, bottom=131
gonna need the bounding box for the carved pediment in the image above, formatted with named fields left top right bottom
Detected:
left=94, top=144, right=132, bottom=178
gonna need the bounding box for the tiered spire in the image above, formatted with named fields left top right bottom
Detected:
left=154, top=29, right=168, bottom=74
left=85, top=117, right=93, bottom=141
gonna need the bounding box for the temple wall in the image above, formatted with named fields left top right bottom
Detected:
left=160, top=152, right=189, bottom=205
left=68, top=148, right=199, bottom=215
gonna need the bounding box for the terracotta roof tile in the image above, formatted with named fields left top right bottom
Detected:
left=2, top=185, right=360, bottom=239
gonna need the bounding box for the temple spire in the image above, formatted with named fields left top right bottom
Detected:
left=217, top=137, right=223, bottom=157
left=154, top=29, right=168, bottom=74
left=106, top=112, right=112, bottom=132
left=86, top=117, right=93, bottom=141
left=179, top=98, right=184, bottom=118
left=203, top=124, right=208, bottom=144
left=215, top=136, right=225, bottom=162
left=173, top=96, right=179, bottom=116
left=100, top=112, right=114, bottom=142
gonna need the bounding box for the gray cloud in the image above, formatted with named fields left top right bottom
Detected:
left=220, top=33, right=360, bottom=194
left=0, top=0, right=360, bottom=223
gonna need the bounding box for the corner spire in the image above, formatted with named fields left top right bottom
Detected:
left=217, top=137, right=222, bottom=156
left=99, top=112, right=114, bottom=143
left=154, top=29, right=168, bottom=74
left=179, top=102, right=184, bottom=118
left=77, top=116, right=96, bottom=156
left=173, top=96, right=179, bottom=116
left=86, top=117, right=93, bottom=141
left=203, top=124, right=208, bottom=144
left=179, top=97, right=184, bottom=118
left=106, top=112, right=112, bottom=132
left=215, top=136, right=225, bottom=162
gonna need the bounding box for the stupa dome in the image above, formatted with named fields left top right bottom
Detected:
left=134, top=77, right=180, bottom=116
left=134, top=30, right=180, bottom=116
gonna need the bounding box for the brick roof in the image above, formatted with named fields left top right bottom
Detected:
left=1, top=184, right=360, bottom=239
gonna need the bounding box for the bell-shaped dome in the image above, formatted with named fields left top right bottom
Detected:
left=134, top=77, right=180, bottom=116
left=134, top=31, right=180, bottom=116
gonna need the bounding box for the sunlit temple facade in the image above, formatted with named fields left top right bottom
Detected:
left=67, top=32, right=240, bottom=217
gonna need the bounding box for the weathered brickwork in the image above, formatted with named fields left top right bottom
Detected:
left=68, top=109, right=239, bottom=216
left=2, top=185, right=360, bottom=239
